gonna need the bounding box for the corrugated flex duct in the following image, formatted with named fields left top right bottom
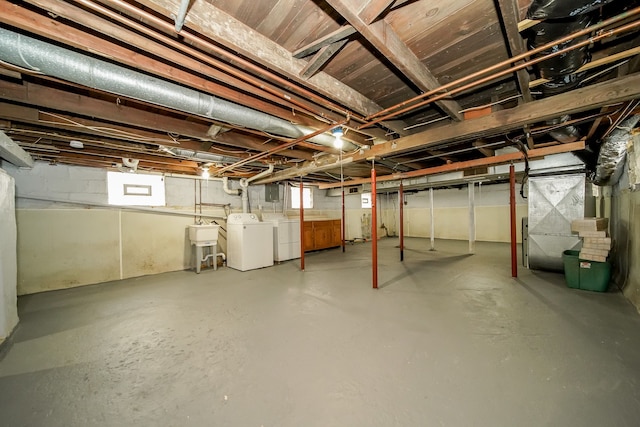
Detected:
left=526, top=6, right=593, bottom=143
left=594, top=115, right=640, bottom=186
left=0, top=28, right=355, bottom=151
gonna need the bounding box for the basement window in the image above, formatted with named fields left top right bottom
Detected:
left=290, top=186, right=313, bottom=209
left=107, top=171, right=166, bottom=206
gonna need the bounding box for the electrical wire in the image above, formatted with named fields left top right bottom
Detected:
left=38, top=111, right=184, bottom=144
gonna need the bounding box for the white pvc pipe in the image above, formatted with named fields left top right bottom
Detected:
left=222, top=177, right=240, bottom=195
left=246, top=164, right=274, bottom=183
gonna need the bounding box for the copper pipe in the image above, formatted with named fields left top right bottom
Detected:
left=214, top=119, right=347, bottom=174
left=371, top=167, right=378, bottom=289
left=366, top=5, right=640, bottom=122
left=101, top=0, right=364, bottom=122
left=365, top=7, right=640, bottom=120
left=361, top=18, right=640, bottom=129
left=510, top=164, right=517, bottom=278
left=73, top=0, right=327, bottom=121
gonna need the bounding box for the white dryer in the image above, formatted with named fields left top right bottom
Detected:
left=262, top=213, right=301, bottom=262
left=226, top=213, right=274, bottom=271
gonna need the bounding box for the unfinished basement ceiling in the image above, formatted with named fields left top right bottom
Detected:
left=0, top=0, right=639, bottom=183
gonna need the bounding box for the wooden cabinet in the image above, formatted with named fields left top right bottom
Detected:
left=303, top=219, right=341, bottom=252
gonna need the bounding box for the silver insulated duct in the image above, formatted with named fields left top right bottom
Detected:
left=0, top=28, right=355, bottom=150
left=594, top=115, right=640, bottom=186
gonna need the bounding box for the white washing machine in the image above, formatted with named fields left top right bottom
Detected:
left=262, top=213, right=301, bottom=262
left=226, top=213, right=274, bottom=271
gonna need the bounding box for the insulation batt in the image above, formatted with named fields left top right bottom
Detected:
left=594, top=115, right=640, bottom=186
left=527, top=0, right=615, bottom=19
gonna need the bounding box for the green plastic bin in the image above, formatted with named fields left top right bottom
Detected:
left=562, top=250, right=611, bottom=292
left=562, top=250, right=580, bottom=289
left=578, top=259, right=611, bottom=292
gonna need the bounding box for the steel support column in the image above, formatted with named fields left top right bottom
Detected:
left=371, top=167, right=378, bottom=289
left=468, top=182, right=476, bottom=254
left=430, top=187, right=435, bottom=251
left=510, top=164, right=518, bottom=278
left=399, top=180, right=404, bottom=261
left=299, top=179, right=305, bottom=271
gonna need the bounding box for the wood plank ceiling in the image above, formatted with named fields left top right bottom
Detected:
left=0, top=0, right=639, bottom=183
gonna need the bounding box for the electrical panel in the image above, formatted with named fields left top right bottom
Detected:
left=265, top=184, right=280, bottom=202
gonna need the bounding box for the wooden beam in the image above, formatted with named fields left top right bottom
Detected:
left=474, top=139, right=495, bottom=157
left=258, top=72, right=640, bottom=182
left=0, top=131, right=35, bottom=168
left=11, top=0, right=322, bottom=127
left=0, top=81, right=315, bottom=160
left=518, top=19, right=541, bottom=32
left=325, top=0, right=464, bottom=121
left=292, top=25, right=356, bottom=58
left=300, top=39, right=349, bottom=79
left=315, top=141, right=585, bottom=189
left=495, top=0, right=535, bottom=148
left=353, top=72, right=640, bottom=162
left=133, top=0, right=394, bottom=122
left=358, top=0, right=395, bottom=25
left=496, top=0, right=533, bottom=103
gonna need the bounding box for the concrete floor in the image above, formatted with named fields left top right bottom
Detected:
left=1, top=238, right=640, bottom=427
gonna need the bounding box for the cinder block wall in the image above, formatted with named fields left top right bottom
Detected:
left=5, top=163, right=284, bottom=294
left=6, top=163, right=527, bottom=295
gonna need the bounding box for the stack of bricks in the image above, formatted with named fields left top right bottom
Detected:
left=570, top=218, right=611, bottom=262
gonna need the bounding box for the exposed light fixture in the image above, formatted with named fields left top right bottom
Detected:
left=69, top=140, right=84, bottom=149
left=122, top=157, right=139, bottom=173
left=201, top=167, right=210, bottom=179
left=332, top=126, right=344, bottom=149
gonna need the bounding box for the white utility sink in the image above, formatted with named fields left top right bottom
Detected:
left=188, top=224, right=220, bottom=245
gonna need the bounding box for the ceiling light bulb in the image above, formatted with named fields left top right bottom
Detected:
left=201, top=168, right=210, bottom=179
left=332, top=126, right=344, bottom=149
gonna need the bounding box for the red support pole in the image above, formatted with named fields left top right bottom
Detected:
left=341, top=187, right=346, bottom=253
left=509, top=164, right=518, bottom=278
left=300, top=179, right=305, bottom=271
left=371, top=167, right=378, bottom=289
left=399, top=180, right=404, bottom=262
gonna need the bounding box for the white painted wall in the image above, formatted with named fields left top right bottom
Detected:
left=0, top=167, right=18, bottom=342
left=611, top=134, right=640, bottom=312
left=5, top=162, right=527, bottom=295
left=4, top=162, right=288, bottom=295
left=287, top=183, right=527, bottom=243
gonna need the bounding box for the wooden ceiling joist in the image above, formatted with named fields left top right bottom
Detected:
left=256, top=72, right=640, bottom=183
left=300, top=39, right=349, bottom=79
left=496, top=0, right=533, bottom=103
left=325, top=0, right=464, bottom=122
left=316, top=141, right=586, bottom=190
left=0, top=81, right=315, bottom=161
left=131, top=0, right=393, bottom=122
left=358, top=0, right=396, bottom=25
left=292, top=25, right=356, bottom=58
left=15, top=0, right=329, bottom=127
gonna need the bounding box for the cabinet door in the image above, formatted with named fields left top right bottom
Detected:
left=331, top=220, right=342, bottom=247
left=303, top=222, right=315, bottom=251
left=313, top=221, right=333, bottom=249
